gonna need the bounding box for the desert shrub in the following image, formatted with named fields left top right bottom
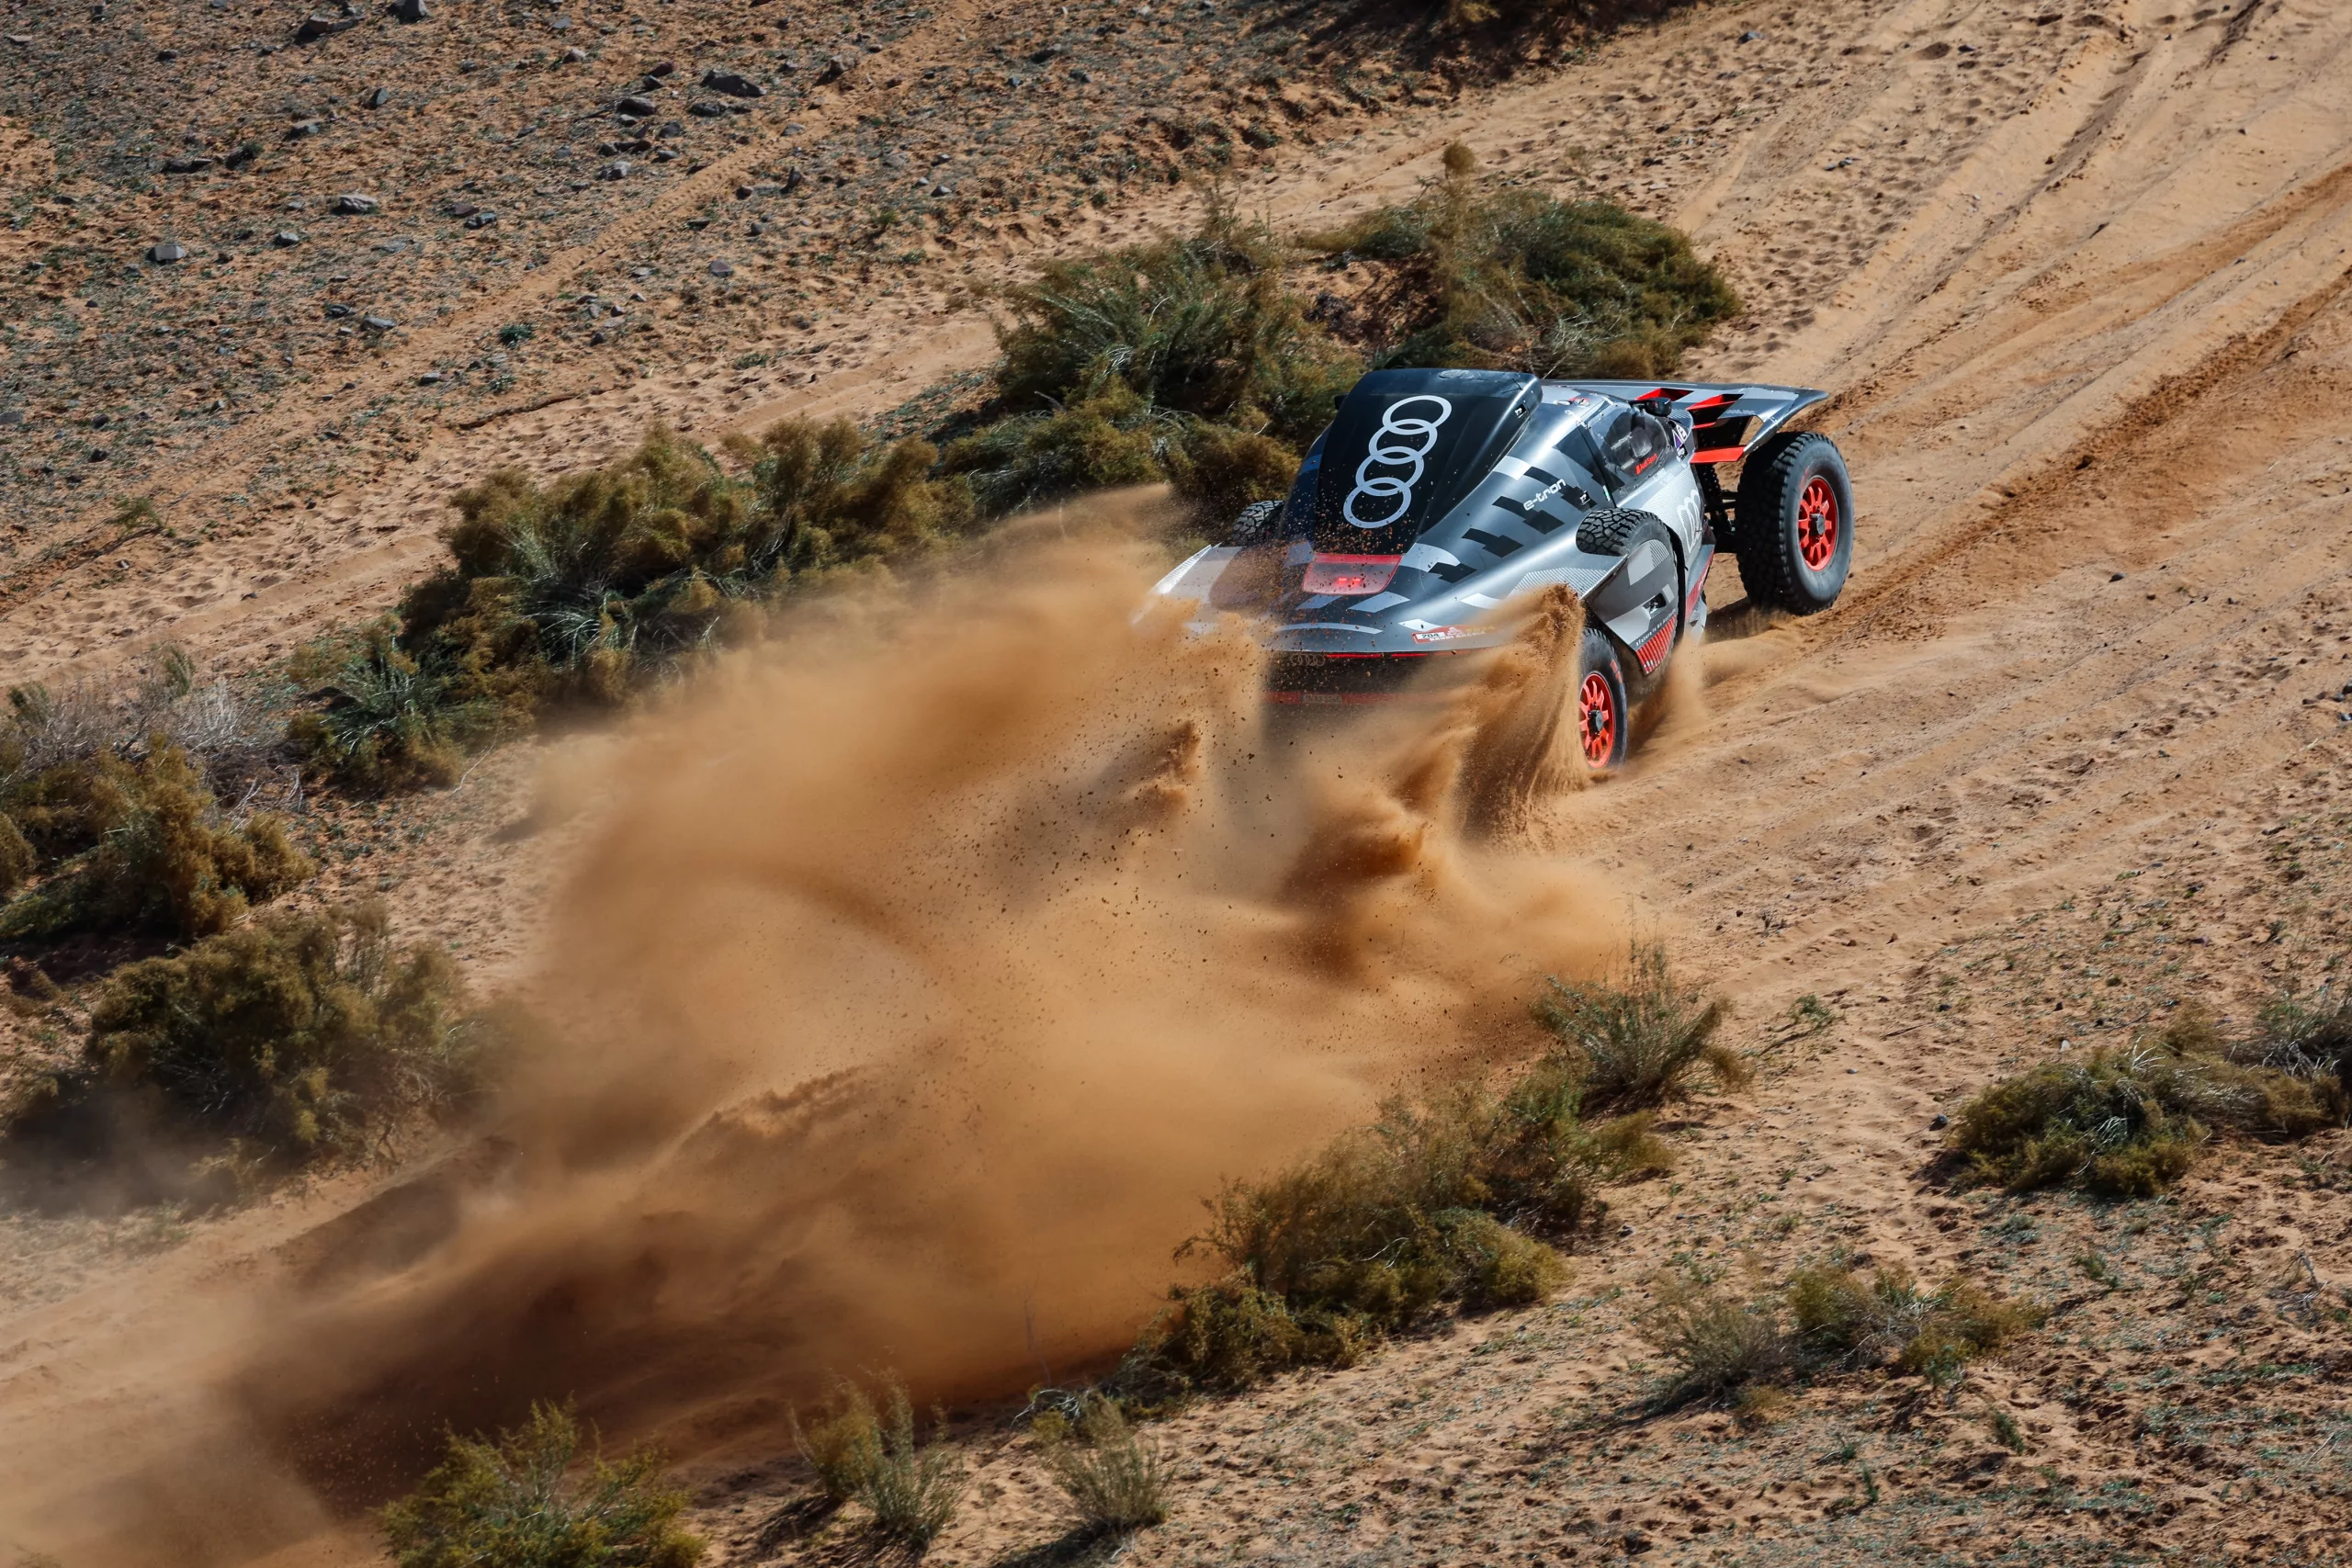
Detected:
left=990, top=197, right=1358, bottom=450
left=858, top=1379, right=967, bottom=1550
left=1308, top=149, right=1737, bottom=379
left=1948, top=1025, right=2340, bottom=1198
left=1163, top=420, right=1302, bottom=527
left=288, top=623, right=482, bottom=791
left=4, top=650, right=285, bottom=906
left=1638, top=1272, right=1791, bottom=1408
left=1534, top=940, right=1738, bottom=1110
left=1788, top=1263, right=2039, bottom=1385
left=1124, top=1054, right=1650, bottom=1398
left=381, top=1402, right=704, bottom=1568
left=1035, top=1394, right=1170, bottom=1535
left=745, top=416, right=971, bottom=576
left=299, top=423, right=967, bottom=789
left=2, top=904, right=490, bottom=1194
left=2240, top=992, right=2352, bottom=1110
left=0, top=742, right=313, bottom=942
left=790, top=1380, right=884, bottom=1505
left=938, top=386, right=1176, bottom=516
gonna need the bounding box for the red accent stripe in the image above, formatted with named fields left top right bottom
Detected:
left=1636, top=622, right=1674, bottom=673
left=1691, top=446, right=1747, bottom=465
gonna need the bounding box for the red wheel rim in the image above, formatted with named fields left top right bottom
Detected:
left=1797, top=477, right=1838, bottom=570
left=1578, top=671, right=1617, bottom=766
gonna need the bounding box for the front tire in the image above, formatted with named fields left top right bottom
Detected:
left=1734, top=432, right=1853, bottom=615
left=1576, top=626, right=1629, bottom=771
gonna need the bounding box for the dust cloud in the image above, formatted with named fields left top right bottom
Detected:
left=1, top=518, right=1621, bottom=1565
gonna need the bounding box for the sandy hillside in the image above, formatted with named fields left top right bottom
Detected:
left=6, top=0, right=2352, bottom=1564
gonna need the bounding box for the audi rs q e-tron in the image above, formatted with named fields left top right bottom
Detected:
left=1150, top=367, right=1856, bottom=769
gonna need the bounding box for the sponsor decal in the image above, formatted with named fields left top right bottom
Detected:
left=1344, top=394, right=1453, bottom=529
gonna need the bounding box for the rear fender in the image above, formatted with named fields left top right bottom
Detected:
left=1581, top=534, right=1680, bottom=673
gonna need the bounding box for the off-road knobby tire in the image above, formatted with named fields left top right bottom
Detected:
left=1733, top=432, right=1853, bottom=615
left=1575, top=505, right=1662, bottom=556
left=1229, top=499, right=1284, bottom=547
left=1576, top=626, right=1630, bottom=772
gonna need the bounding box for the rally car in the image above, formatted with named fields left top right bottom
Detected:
left=1149, top=367, right=1854, bottom=768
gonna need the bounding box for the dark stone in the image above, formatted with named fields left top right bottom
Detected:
left=149, top=239, right=187, bottom=263
left=813, top=54, right=849, bottom=84
left=323, top=302, right=354, bottom=316
left=361, top=314, right=397, bottom=331
left=617, top=94, right=658, bottom=117
left=293, top=12, right=356, bottom=41
left=1930, top=1113, right=1950, bottom=1130
left=0, top=410, right=22, bottom=426
left=447, top=200, right=479, bottom=217
left=781, top=165, right=802, bottom=192
left=273, top=230, right=304, bottom=246
left=598, top=159, right=631, bottom=180
left=390, top=0, right=429, bottom=21
left=707, top=258, right=734, bottom=277
left=657, top=119, right=685, bottom=138
left=286, top=118, right=323, bottom=139
left=1027, top=43, right=1061, bottom=62
left=464, top=210, right=497, bottom=229
left=684, top=217, right=709, bottom=230
left=162, top=155, right=214, bottom=174
left=647, top=60, right=674, bottom=77
left=364, top=85, right=390, bottom=107
left=223, top=141, right=258, bottom=168
left=1069, top=67, right=1091, bottom=84
left=687, top=99, right=726, bottom=118
left=701, top=68, right=763, bottom=97
left=333, top=192, right=379, bottom=213
left=562, top=45, right=587, bottom=62
left=156, top=48, right=176, bottom=60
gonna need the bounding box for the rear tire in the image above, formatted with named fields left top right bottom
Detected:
left=1576, top=626, right=1629, bottom=772
left=1733, top=432, right=1853, bottom=615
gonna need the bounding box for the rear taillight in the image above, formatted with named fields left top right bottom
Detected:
left=1302, top=554, right=1401, bottom=594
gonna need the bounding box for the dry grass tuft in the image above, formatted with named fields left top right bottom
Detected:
left=1035, top=1394, right=1171, bottom=1536
left=1534, top=940, right=1738, bottom=1110
left=1789, top=1263, right=2041, bottom=1388
left=787, top=1375, right=967, bottom=1549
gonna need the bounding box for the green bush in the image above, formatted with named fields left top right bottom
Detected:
left=1163, top=420, right=1302, bottom=528
left=1534, top=940, right=1740, bottom=1111
left=289, top=623, right=484, bottom=791
left=1036, top=1394, right=1170, bottom=1536
left=2, top=904, right=491, bottom=1197
left=1947, top=1019, right=2340, bottom=1198
left=296, top=423, right=967, bottom=790
left=1123, top=1052, right=1654, bottom=1398
left=381, top=1402, right=704, bottom=1568
left=990, top=197, right=1357, bottom=450
left=0, top=742, right=313, bottom=942
left=938, top=386, right=1175, bottom=516
left=1309, top=149, right=1738, bottom=378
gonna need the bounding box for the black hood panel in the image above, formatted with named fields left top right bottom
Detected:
left=1307, top=368, right=1539, bottom=556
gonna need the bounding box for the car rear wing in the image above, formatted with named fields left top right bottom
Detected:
left=1551, top=380, right=1829, bottom=466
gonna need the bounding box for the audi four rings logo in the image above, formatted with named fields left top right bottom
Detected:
left=1344, top=394, right=1453, bottom=528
